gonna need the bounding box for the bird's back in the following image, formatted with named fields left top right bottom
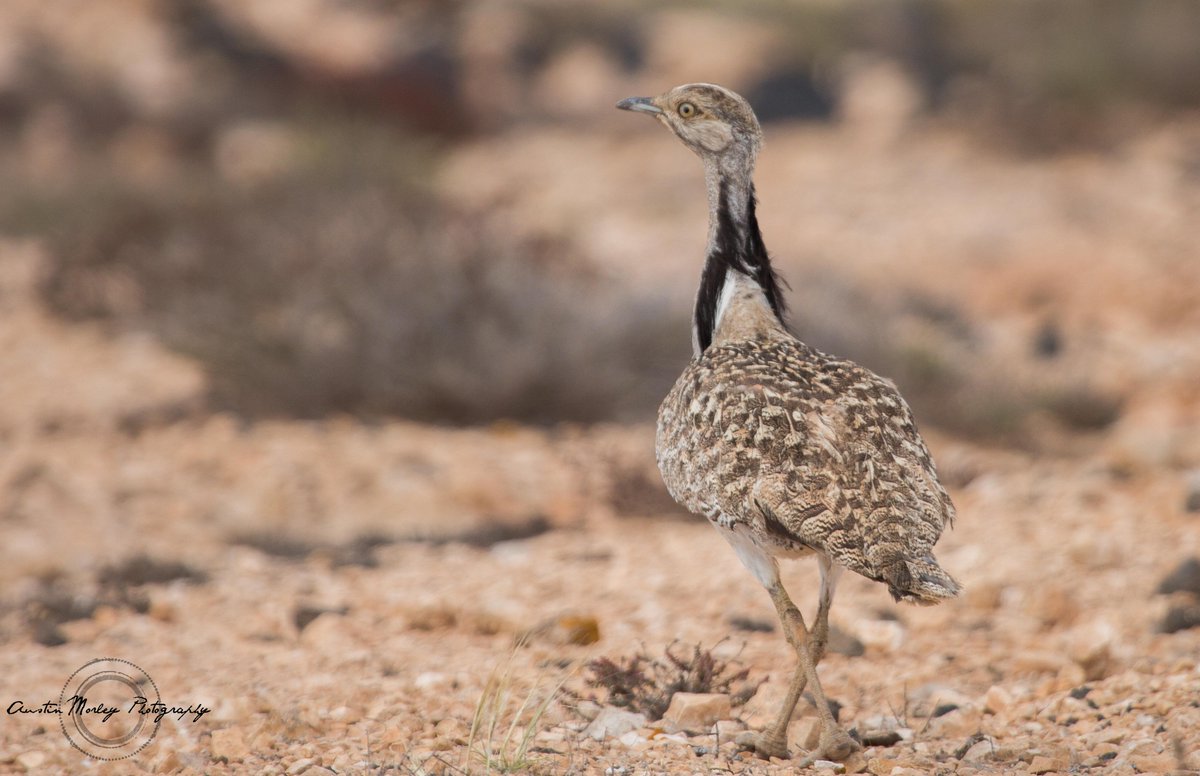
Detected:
left=656, top=328, right=960, bottom=604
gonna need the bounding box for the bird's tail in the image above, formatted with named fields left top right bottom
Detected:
left=883, top=554, right=961, bottom=606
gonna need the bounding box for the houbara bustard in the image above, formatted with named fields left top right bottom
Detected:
left=618, top=84, right=960, bottom=764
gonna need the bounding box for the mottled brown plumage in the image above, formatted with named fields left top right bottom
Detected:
left=657, top=334, right=959, bottom=604
left=618, top=83, right=960, bottom=764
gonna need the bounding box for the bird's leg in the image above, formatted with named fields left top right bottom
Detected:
left=810, top=555, right=843, bottom=666
left=754, top=557, right=845, bottom=760
left=766, top=582, right=860, bottom=765
left=753, top=595, right=808, bottom=760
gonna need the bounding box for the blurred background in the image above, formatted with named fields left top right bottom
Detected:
left=2, top=0, right=1199, bottom=437
left=2, top=0, right=1200, bottom=591
left=3, top=1, right=1200, bottom=771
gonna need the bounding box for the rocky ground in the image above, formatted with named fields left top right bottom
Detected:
left=2, top=126, right=1200, bottom=771
left=3, top=2, right=1200, bottom=774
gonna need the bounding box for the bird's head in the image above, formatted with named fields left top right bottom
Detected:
left=616, top=83, right=762, bottom=162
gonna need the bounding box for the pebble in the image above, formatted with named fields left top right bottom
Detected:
left=584, top=707, right=647, bottom=741
left=1029, top=585, right=1081, bottom=627
left=520, top=613, right=600, bottom=645
left=910, top=683, right=976, bottom=715
left=1130, top=753, right=1178, bottom=772
left=211, top=727, right=250, bottom=761
left=1185, top=473, right=1200, bottom=513
left=1158, top=557, right=1200, bottom=594
left=1011, top=650, right=1071, bottom=674
left=1085, top=729, right=1126, bottom=747
left=15, top=751, right=46, bottom=771
left=287, top=758, right=315, bottom=775
left=926, top=705, right=982, bottom=738
left=854, top=619, right=905, bottom=652
left=984, top=685, right=1013, bottom=714
left=961, top=739, right=994, bottom=762
left=1029, top=754, right=1066, bottom=774
left=413, top=671, right=447, bottom=689
left=1065, top=620, right=1116, bottom=680
left=865, top=758, right=900, bottom=775
left=828, top=624, right=866, bottom=657
left=661, top=692, right=731, bottom=734
left=788, top=716, right=821, bottom=750
left=714, top=719, right=745, bottom=739
left=576, top=700, right=602, bottom=721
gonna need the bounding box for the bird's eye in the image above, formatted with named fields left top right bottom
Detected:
left=678, top=102, right=697, bottom=118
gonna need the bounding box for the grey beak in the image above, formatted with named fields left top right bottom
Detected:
left=616, top=96, right=662, bottom=115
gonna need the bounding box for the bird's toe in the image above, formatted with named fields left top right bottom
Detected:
left=797, top=726, right=861, bottom=765
left=752, top=731, right=789, bottom=760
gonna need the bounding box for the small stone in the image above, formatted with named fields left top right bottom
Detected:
left=961, top=740, right=993, bottom=762
left=866, top=758, right=900, bottom=775
left=434, top=718, right=464, bottom=740
left=965, top=581, right=1004, bottom=612
left=1029, top=755, right=1065, bottom=774
left=661, top=693, right=732, bottom=734
left=728, top=615, right=775, bottom=633
left=714, top=719, right=745, bottom=740
left=860, top=728, right=903, bottom=746
left=1185, top=472, right=1200, bottom=514
left=413, top=672, right=447, bottom=690
left=1030, top=585, right=1081, bottom=628
left=155, top=751, right=183, bottom=772
left=926, top=705, right=982, bottom=738
left=576, top=700, right=602, bottom=721
left=842, top=751, right=868, bottom=774
left=1054, top=662, right=1087, bottom=691
left=1011, top=650, right=1070, bottom=674
left=984, top=685, right=1012, bottom=714
left=828, top=624, right=866, bottom=657
left=557, top=614, right=601, bottom=645
left=16, top=751, right=46, bottom=771
left=854, top=619, right=905, bottom=652
left=584, top=707, right=646, bottom=741
left=520, top=613, right=600, bottom=646
left=788, top=717, right=821, bottom=750
left=813, top=760, right=844, bottom=771
left=1065, top=622, right=1116, bottom=679
left=1084, top=729, right=1126, bottom=747
left=211, top=727, right=251, bottom=761
left=1130, top=753, right=1177, bottom=773
left=148, top=595, right=177, bottom=622
left=1126, top=739, right=1163, bottom=757
left=1160, top=603, right=1200, bottom=633
left=910, top=683, right=975, bottom=717
left=287, top=758, right=315, bottom=775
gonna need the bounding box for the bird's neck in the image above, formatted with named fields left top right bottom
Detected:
left=693, top=157, right=788, bottom=355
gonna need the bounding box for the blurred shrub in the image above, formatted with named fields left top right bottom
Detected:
left=26, top=122, right=687, bottom=424
left=715, top=0, right=1200, bottom=148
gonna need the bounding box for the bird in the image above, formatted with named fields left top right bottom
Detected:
left=617, top=83, right=960, bottom=764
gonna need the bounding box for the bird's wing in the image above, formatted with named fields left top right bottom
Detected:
left=706, top=341, right=956, bottom=592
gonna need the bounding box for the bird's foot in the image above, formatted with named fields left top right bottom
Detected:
left=752, top=730, right=789, bottom=760
left=797, top=726, right=861, bottom=766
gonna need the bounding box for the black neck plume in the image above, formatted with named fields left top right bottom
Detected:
left=693, top=180, right=788, bottom=352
